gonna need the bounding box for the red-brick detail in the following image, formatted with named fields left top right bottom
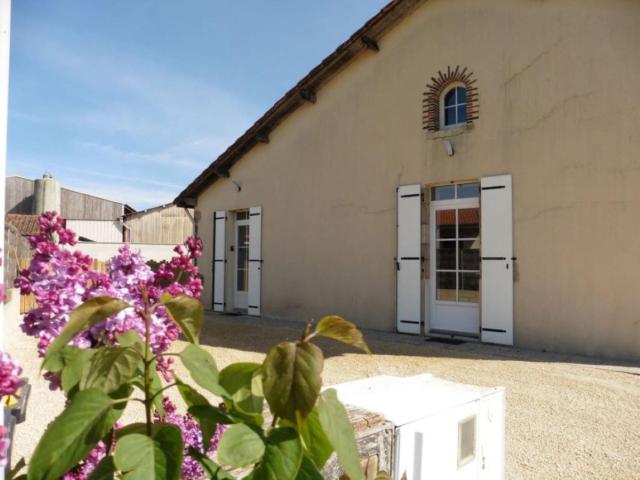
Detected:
left=422, top=66, right=479, bottom=132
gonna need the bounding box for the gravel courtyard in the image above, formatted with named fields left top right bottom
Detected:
left=8, top=311, right=640, bottom=479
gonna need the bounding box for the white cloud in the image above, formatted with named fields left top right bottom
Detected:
left=10, top=25, right=259, bottom=208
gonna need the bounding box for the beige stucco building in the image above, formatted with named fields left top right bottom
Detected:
left=177, top=0, right=640, bottom=360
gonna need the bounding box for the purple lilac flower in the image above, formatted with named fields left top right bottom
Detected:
left=154, top=398, right=224, bottom=480
left=17, top=213, right=213, bottom=478
left=0, top=351, right=23, bottom=399
left=62, top=440, right=110, bottom=480
left=16, top=212, right=202, bottom=363
left=0, top=426, right=10, bottom=467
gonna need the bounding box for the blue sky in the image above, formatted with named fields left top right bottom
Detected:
left=8, top=1, right=388, bottom=209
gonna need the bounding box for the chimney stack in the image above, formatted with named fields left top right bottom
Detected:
left=34, top=173, right=61, bottom=214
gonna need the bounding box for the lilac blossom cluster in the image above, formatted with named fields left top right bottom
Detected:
left=16, top=212, right=203, bottom=377
left=155, top=398, right=224, bottom=479
left=62, top=438, right=112, bottom=480
left=0, top=351, right=24, bottom=467
left=16, top=213, right=212, bottom=477
left=0, top=351, right=24, bottom=400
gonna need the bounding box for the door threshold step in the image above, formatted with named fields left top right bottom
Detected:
left=425, top=337, right=467, bottom=345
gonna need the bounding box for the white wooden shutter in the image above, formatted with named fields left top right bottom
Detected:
left=248, top=206, right=262, bottom=316
left=396, top=185, right=422, bottom=334
left=213, top=211, right=226, bottom=312
left=480, top=175, right=514, bottom=345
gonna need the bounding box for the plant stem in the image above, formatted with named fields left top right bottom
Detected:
left=142, top=287, right=153, bottom=436
left=149, top=382, right=178, bottom=402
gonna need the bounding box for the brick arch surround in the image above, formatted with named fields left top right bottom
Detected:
left=422, top=66, right=479, bottom=132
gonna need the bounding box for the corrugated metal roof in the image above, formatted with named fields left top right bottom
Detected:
left=7, top=214, right=40, bottom=236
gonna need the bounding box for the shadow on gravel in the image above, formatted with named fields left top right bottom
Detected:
left=198, top=312, right=640, bottom=372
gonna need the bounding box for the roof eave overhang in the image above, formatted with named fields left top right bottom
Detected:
left=174, top=0, right=426, bottom=207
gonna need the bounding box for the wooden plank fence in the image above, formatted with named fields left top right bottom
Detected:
left=17, top=258, right=108, bottom=314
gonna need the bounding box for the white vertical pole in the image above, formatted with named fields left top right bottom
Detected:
left=0, top=3, right=9, bottom=475
left=0, top=0, right=11, bottom=352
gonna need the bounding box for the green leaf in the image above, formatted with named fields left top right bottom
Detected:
left=187, top=448, right=234, bottom=480
left=106, top=384, right=132, bottom=425
left=316, top=389, right=364, bottom=480
left=28, top=389, right=117, bottom=480
left=295, top=456, right=324, bottom=480
left=250, top=428, right=303, bottom=480
left=162, top=294, right=203, bottom=344
left=80, top=347, right=142, bottom=394
left=179, top=344, right=227, bottom=397
left=115, top=422, right=149, bottom=439
left=42, top=345, right=80, bottom=374
left=188, top=404, right=231, bottom=452
left=43, top=297, right=130, bottom=368
left=115, top=330, right=144, bottom=351
left=114, top=425, right=183, bottom=480
left=314, top=316, right=370, bottom=353
left=88, top=456, right=116, bottom=480
left=8, top=457, right=26, bottom=480
left=60, top=348, right=96, bottom=394
left=176, top=377, right=211, bottom=408
left=300, top=407, right=333, bottom=468
left=149, top=365, right=165, bottom=415
left=262, top=341, right=323, bottom=423
left=217, top=424, right=265, bottom=468
left=219, top=362, right=263, bottom=414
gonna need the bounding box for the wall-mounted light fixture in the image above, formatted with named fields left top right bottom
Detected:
left=231, top=179, right=242, bottom=192
left=443, top=140, right=454, bottom=156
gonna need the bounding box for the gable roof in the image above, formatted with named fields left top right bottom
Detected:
left=175, top=0, right=426, bottom=206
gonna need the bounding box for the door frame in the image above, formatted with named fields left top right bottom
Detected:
left=428, top=194, right=481, bottom=338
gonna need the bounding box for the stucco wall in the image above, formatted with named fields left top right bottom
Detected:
left=195, top=0, right=640, bottom=359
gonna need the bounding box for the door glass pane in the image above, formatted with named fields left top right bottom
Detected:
left=436, top=241, right=456, bottom=270
left=238, top=225, right=249, bottom=247
left=237, top=269, right=248, bottom=291
left=458, top=208, right=479, bottom=238
left=431, top=185, right=455, bottom=201
left=458, top=272, right=479, bottom=303
left=236, top=223, right=249, bottom=292
left=436, top=209, right=456, bottom=238
left=436, top=272, right=457, bottom=301
left=459, top=240, right=480, bottom=271
left=457, top=183, right=479, bottom=199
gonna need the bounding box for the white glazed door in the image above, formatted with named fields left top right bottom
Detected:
left=396, top=185, right=422, bottom=334
left=234, top=211, right=250, bottom=310
left=213, top=211, right=226, bottom=312
left=248, top=206, right=262, bottom=316
left=429, top=198, right=481, bottom=336
left=480, top=175, right=514, bottom=345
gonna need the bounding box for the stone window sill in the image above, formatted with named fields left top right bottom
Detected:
left=425, top=123, right=474, bottom=140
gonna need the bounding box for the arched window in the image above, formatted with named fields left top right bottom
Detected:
left=443, top=86, right=467, bottom=128
left=422, top=67, right=478, bottom=132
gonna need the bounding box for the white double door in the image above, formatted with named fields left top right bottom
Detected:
left=395, top=176, right=514, bottom=345
left=429, top=198, right=481, bottom=336
left=213, top=207, right=262, bottom=316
